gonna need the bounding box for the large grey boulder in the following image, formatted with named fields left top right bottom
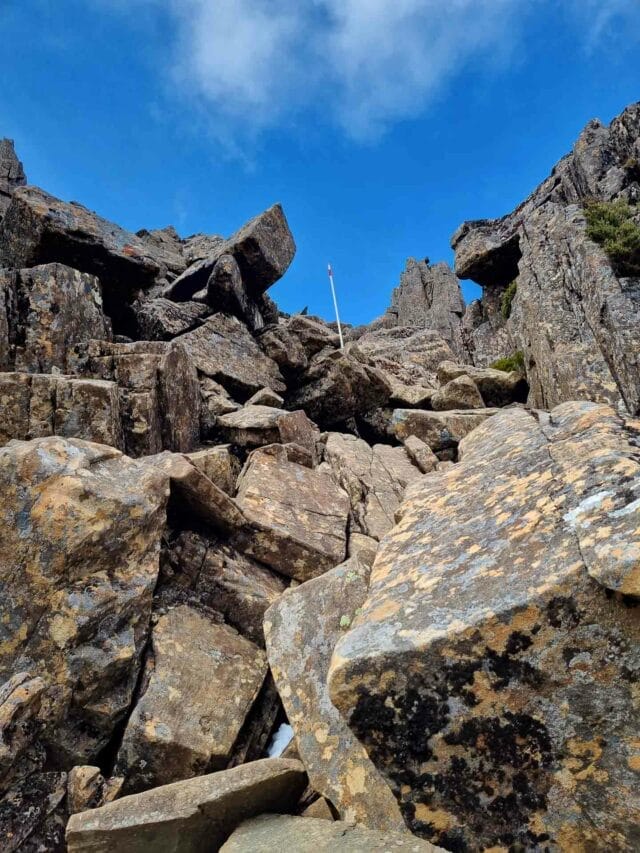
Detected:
left=66, top=758, right=307, bottom=853
left=329, top=402, right=640, bottom=851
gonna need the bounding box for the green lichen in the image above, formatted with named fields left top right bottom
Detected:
left=491, top=351, right=525, bottom=374
left=339, top=614, right=352, bottom=629
left=500, top=280, right=518, bottom=320
left=584, top=198, right=640, bottom=276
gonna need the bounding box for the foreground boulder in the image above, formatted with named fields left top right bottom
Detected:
left=0, top=437, right=168, bottom=768
left=264, top=556, right=406, bottom=831
left=235, top=445, right=350, bottom=581
left=66, top=758, right=307, bottom=853
left=115, top=605, right=267, bottom=792
left=329, top=403, right=640, bottom=851
left=221, top=814, right=444, bottom=851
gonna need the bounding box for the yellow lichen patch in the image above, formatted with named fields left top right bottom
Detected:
left=413, top=804, right=456, bottom=832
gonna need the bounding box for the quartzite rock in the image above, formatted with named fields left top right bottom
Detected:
left=0, top=771, right=67, bottom=853
left=66, top=766, right=122, bottom=814
left=217, top=405, right=319, bottom=455
left=402, top=435, right=438, bottom=473
left=0, top=437, right=168, bottom=769
left=115, top=605, right=267, bottom=791
left=286, top=314, right=341, bottom=357
left=134, top=297, right=209, bottom=340
left=257, top=324, right=308, bottom=377
left=323, top=432, right=422, bottom=541
left=176, top=313, right=285, bottom=398
left=0, top=139, right=26, bottom=218
left=66, top=758, right=307, bottom=853
left=287, top=350, right=391, bottom=428
left=264, top=556, right=406, bottom=830
left=245, top=387, right=285, bottom=407
left=235, top=445, right=349, bottom=581
left=0, top=372, right=122, bottom=448
left=221, top=814, right=444, bottom=852
left=186, top=445, right=240, bottom=495
left=329, top=403, right=640, bottom=851
left=437, top=359, right=528, bottom=407
left=391, top=407, right=498, bottom=453
left=431, top=374, right=485, bottom=411
left=0, top=264, right=111, bottom=373
left=162, top=530, right=286, bottom=646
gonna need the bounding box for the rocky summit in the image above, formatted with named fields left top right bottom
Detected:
left=0, top=103, right=639, bottom=853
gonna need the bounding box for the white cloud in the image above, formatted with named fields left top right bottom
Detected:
left=96, top=0, right=640, bottom=142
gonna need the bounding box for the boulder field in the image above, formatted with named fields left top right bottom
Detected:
left=0, top=102, right=639, bottom=852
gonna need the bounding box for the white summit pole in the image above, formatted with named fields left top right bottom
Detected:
left=327, top=263, right=344, bottom=351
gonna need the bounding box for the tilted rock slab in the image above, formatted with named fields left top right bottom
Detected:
left=235, top=445, right=349, bottom=581
left=323, top=432, right=422, bottom=541
left=328, top=402, right=640, bottom=851
left=217, top=404, right=319, bottom=454
left=115, top=605, right=267, bottom=792
left=264, top=556, right=406, bottom=831
left=391, top=407, right=498, bottom=454
left=437, top=360, right=528, bottom=407
left=66, top=758, right=307, bottom=853
left=221, top=814, right=444, bottom=852
left=0, top=437, right=169, bottom=766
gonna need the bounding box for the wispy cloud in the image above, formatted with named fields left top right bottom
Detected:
left=96, top=0, right=640, bottom=143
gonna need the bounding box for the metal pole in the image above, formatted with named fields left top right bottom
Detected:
left=327, top=263, right=344, bottom=351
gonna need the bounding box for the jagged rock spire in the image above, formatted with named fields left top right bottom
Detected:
left=0, top=138, right=26, bottom=218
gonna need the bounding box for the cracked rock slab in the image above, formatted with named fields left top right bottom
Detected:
left=328, top=402, right=640, bottom=851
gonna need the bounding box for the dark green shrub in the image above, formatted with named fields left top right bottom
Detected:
left=491, top=351, right=525, bottom=374
left=500, top=280, right=518, bottom=319
left=584, top=199, right=640, bottom=276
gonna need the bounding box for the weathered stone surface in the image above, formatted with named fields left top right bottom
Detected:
left=402, top=435, right=438, bottom=473
left=221, top=814, right=444, bottom=852
left=431, top=374, right=485, bottom=411
left=0, top=186, right=161, bottom=331
left=0, top=372, right=122, bottom=448
left=347, top=532, right=379, bottom=566
left=0, top=770, right=67, bottom=852
left=287, top=314, right=341, bottom=357
left=115, top=605, right=267, bottom=791
left=391, top=407, right=498, bottom=453
left=176, top=313, right=285, bottom=398
left=186, top=445, right=240, bottom=495
left=148, top=451, right=246, bottom=533
left=66, top=758, right=307, bottom=853
left=0, top=138, right=26, bottom=218
left=380, top=258, right=466, bottom=360
left=134, top=297, right=209, bottom=340
left=437, top=359, right=528, bottom=407
left=287, top=350, right=391, bottom=428
left=69, top=339, right=200, bottom=455
left=257, top=323, right=308, bottom=377
left=199, top=376, right=239, bottom=436
left=452, top=102, right=640, bottom=411
left=217, top=405, right=319, bottom=454
left=265, top=557, right=406, bottom=830
left=246, top=387, right=285, bottom=407
left=0, top=264, right=111, bottom=372
left=0, top=437, right=168, bottom=768
left=324, top=433, right=422, bottom=541
left=235, top=445, right=349, bottom=581
left=205, top=253, right=267, bottom=331
left=349, top=326, right=453, bottom=391
left=161, top=530, right=286, bottom=645
left=67, top=766, right=123, bottom=814
left=329, top=402, right=640, bottom=851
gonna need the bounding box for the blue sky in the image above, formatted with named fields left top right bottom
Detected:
left=2, top=1, right=640, bottom=325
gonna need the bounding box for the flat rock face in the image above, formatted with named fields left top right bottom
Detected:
left=0, top=264, right=111, bottom=373
left=176, top=313, right=285, bottom=398
left=0, top=437, right=168, bottom=767
left=329, top=403, right=640, bottom=851
left=134, top=297, right=209, bottom=340
left=221, top=814, right=444, bottom=852
left=0, top=372, right=123, bottom=448
left=391, top=407, right=498, bottom=453
left=431, top=375, right=485, bottom=411
left=115, top=605, right=267, bottom=791
left=264, top=557, right=406, bottom=830
left=65, top=758, right=307, bottom=853
left=0, top=138, right=26, bottom=218
left=350, top=326, right=453, bottom=391
left=324, top=433, right=422, bottom=541
left=235, top=445, right=350, bottom=581
left=437, top=360, right=528, bottom=407
left=186, top=445, right=240, bottom=495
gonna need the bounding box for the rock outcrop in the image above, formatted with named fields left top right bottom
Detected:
left=452, top=102, right=640, bottom=413
left=329, top=402, right=640, bottom=851
left=0, top=139, right=26, bottom=218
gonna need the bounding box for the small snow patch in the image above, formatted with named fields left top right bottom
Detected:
left=267, top=723, right=294, bottom=758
